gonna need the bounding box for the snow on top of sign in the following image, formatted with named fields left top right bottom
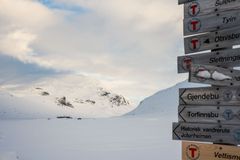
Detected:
left=196, top=70, right=232, bottom=81
left=212, top=71, right=232, bottom=81
left=196, top=70, right=211, bottom=79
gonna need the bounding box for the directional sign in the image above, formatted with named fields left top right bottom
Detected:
left=184, top=27, right=240, bottom=54
left=179, top=105, right=240, bottom=124
left=184, top=0, right=240, bottom=18
left=179, top=86, right=240, bottom=105
left=178, top=48, right=240, bottom=73
left=189, top=64, right=240, bottom=86
left=184, top=10, right=240, bottom=36
left=172, top=122, right=240, bottom=144
left=179, top=0, right=195, bottom=5
left=182, top=141, right=240, bottom=160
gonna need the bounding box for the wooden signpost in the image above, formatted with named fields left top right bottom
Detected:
left=179, top=105, right=240, bottom=124
left=174, top=0, right=240, bottom=158
left=182, top=141, right=240, bottom=160
left=173, top=122, right=240, bottom=145
left=178, top=48, right=240, bottom=73
left=184, top=27, right=240, bottom=54
left=184, top=10, right=240, bottom=36
left=189, top=64, right=240, bottom=86
left=179, top=86, right=240, bottom=106
left=184, top=0, right=240, bottom=18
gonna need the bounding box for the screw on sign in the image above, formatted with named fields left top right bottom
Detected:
left=188, top=18, right=201, bottom=32
left=188, top=2, right=200, bottom=17
left=186, top=144, right=200, bottom=160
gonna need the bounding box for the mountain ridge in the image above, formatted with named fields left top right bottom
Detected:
left=0, top=74, right=133, bottom=119
left=127, top=80, right=208, bottom=116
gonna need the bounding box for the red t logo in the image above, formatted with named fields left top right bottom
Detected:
left=188, top=2, right=200, bottom=17
left=186, top=144, right=200, bottom=160
left=191, top=39, right=199, bottom=49
left=189, top=147, right=197, bottom=158
left=191, top=21, right=199, bottom=31
left=191, top=4, right=198, bottom=15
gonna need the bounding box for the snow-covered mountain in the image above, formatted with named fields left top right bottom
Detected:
left=127, top=80, right=208, bottom=116
left=0, top=75, right=133, bottom=119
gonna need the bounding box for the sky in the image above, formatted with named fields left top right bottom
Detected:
left=0, top=0, right=186, bottom=103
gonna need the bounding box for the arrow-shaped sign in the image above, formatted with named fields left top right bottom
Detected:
left=184, top=0, right=240, bottom=18
left=189, top=64, right=240, bottom=86
left=178, top=48, right=240, bottom=73
left=172, top=122, right=240, bottom=145
left=184, top=10, right=240, bottom=36
left=179, top=105, right=240, bottom=124
left=179, top=86, right=240, bottom=105
left=182, top=141, right=240, bottom=160
left=184, top=26, right=240, bottom=54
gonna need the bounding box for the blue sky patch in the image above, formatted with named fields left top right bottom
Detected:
left=0, top=54, right=63, bottom=84
left=38, top=0, right=88, bottom=13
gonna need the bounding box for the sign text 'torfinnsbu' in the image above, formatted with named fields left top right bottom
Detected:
left=179, top=105, right=240, bottom=124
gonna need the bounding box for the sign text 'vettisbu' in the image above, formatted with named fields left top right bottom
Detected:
left=182, top=141, right=240, bottom=160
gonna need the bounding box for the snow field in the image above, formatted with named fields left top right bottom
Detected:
left=0, top=116, right=180, bottom=160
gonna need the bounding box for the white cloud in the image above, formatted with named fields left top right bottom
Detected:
left=0, top=0, right=185, bottom=103
left=0, top=0, right=57, bottom=30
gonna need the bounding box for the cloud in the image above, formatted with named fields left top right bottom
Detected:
left=0, top=29, right=36, bottom=61
left=0, top=0, right=185, bottom=103
left=0, top=0, right=57, bottom=30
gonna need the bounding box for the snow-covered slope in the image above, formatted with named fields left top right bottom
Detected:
left=0, top=75, right=133, bottom=119
left=127, top=80, right=208, bottom=116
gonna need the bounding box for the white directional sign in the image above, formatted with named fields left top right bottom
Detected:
left=189, top=64, right=240, bottom=86
left=172, top=122, right=240, bottom=144
left=184, top=27, right=240, bottom=54
left=184, top=10, right=240, bottom=36
left=178, top=48, right=240, bottom=73
left=179, top=105, right=240, bottom=124
left=179, top=87, right=240, bottom=106
left=182, top=141, right=240, bottom=160
left=184, top=0, right=240, bottom=18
